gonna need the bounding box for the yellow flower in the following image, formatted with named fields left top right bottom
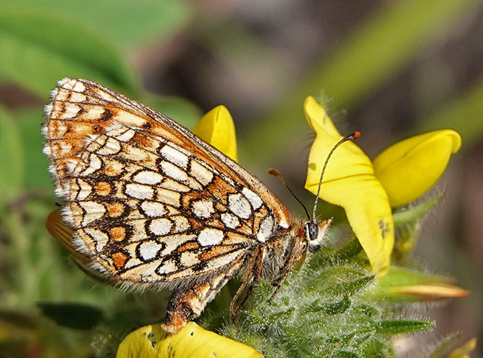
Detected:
left=373, top=130, right=461, bottom=207
left=116, top=322, right=262, bottom=358
left=193, top=105, right=238, bottom=161
left=304, top=96, right=461, bottom=275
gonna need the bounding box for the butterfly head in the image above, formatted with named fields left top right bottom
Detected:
left=305, top=218, right=332, bottom=253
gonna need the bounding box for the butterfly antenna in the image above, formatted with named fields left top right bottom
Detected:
left=312, top=131, right=361, bottom=220
left=268, top=168, right=311, bottom=221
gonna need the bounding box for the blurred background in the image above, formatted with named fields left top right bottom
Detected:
left=0, top=0, right=482, bottom=357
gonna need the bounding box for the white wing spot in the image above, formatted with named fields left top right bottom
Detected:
left=149, top=218, right=173, bottom=236
left=133, top=170, right=164, bottom=185
left=97, top=137, right=121, bottom=155
left=221, top=213, right=240, bottom=229
left=161, top=145, right=189, bottom=169
left=78, top=154, right=102, bottom=176
left=79, top=201, right=106, bottom=225
left=138, top=241, right=163, bottom=261
left=69, top=92, right=87, bottom=103
left=198, top=228, right=224, bottom=246
left=192, top=199, right=215, bottom=219
left=242, top=188, right=263, bottom=210
left=85, top=106, right=108, bottom=121
left=156, top=259, right=177, bottom=275
left=71, top=80, right=85, bottom=92
left=257, top=215, right=274, bottom=243
left=179, top=251, right=199, bottom=267
left=279, top=219, right=289, bottom=229
left=59, top=104, right=81, bottom=119
left=75, top=179, right=93, bottom=201
left=105, top=125, right=136, bottom=142
left=84, top=228, right=108, bottom=251
left=115, top=129, right=136, bottom=142
left=161, top=161, right=189, bottom=183
left=228, top=193, right=251, bottom=219
left=125, top=183, right=154, bottom=200
left=141, top=201, right=166, bottom=217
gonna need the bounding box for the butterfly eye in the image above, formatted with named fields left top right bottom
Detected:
left=306, top=222, right=318, bottom=241
left=306, top=219, right=332, bottom=253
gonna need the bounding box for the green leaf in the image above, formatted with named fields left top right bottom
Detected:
left=393, top=195, right=442, bottom=225
left=38, top=302, right=104, bottom=330
left=391, top=196, right=442, bottom=255
left=0, top=107, right=24, bottom=200
left=354, top=304, right=379, bottom=318
left=377, top=266, right=452, bottom=288
left=325, top=275, right=374, bottom=297
left=360, top=338, right=387, bottom=358
left=373, top=319, right=433, bottom=334
left=331, top=236, right=364, bottom=261
left=0, top=0, right=192, bottom=47
left=0, top=7, right=137, bottom=97
left=322, top=296, right=351, bottom=315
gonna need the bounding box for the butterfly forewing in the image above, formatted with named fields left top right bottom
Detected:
left=43, top=78, right=294, bottom=287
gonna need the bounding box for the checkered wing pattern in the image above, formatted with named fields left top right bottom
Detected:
left=43, top=78, right=294, bottom=288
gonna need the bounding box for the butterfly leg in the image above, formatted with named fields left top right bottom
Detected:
left=268, top=270, right=290, bottom=302
left=229, top=246, right=264, bottom=321
left=161, top=264, right=241, bottom=334
left=268, top=240, right=305, bottom=302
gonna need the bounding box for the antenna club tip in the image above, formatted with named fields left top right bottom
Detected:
left=352, top=131, right=361, bottom=139
left=267, top=168, right=281, bottom=177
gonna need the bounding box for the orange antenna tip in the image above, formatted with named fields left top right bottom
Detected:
left=267, top=168, right=282, bottom=177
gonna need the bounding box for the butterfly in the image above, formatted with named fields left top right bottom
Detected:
left=43, top=78, right=331, bottom=333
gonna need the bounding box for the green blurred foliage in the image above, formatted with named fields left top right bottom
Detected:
left=0, top=107, right=24, bottom=199
left=0, top=0, right=480, bottom=357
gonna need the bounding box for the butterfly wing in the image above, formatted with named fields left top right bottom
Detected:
left=43, top=78, right=292, bottom=287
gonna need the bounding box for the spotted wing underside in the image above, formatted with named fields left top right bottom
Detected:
left=43, top=78, right=292, bottom=286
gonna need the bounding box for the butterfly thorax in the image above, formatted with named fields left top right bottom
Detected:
left=259, top=220, right=305, bottom=280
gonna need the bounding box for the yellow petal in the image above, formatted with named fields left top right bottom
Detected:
left=192, top=105, right=238, bottom=161
left=304, top=97, right=393, bottom=275
left=373, top=130, right=461, bottom=207
left=116, top=322, right=262, bottom=358
left=448, top=338, right=477, bottom=358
